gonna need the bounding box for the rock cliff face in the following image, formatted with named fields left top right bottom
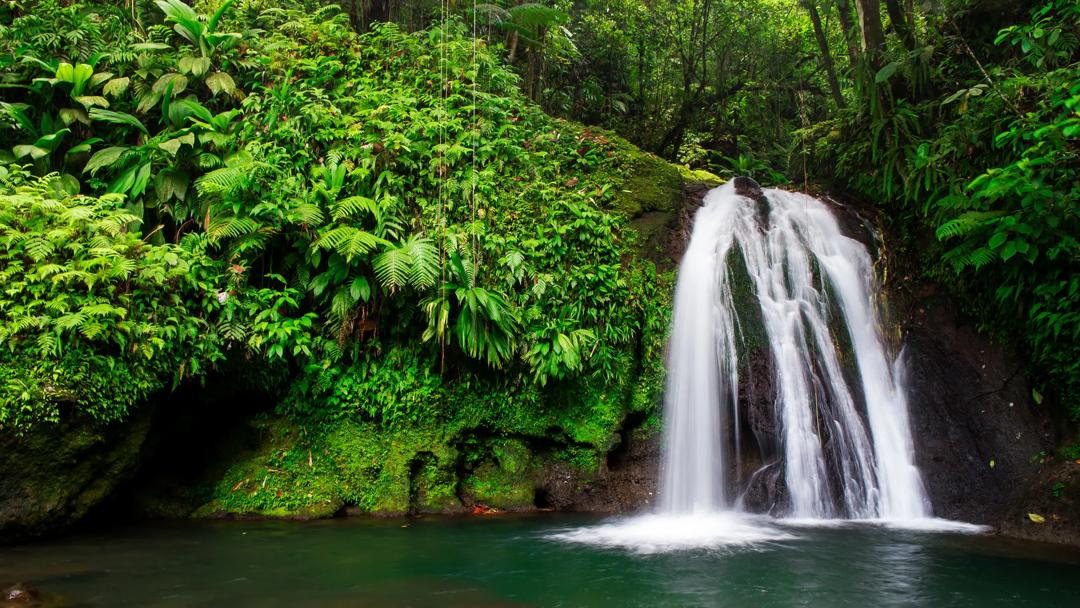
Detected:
left=899, top=287, right=1075, bottom=541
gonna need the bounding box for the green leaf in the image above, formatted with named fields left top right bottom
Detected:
left=103, top=77, right=130, bottom=97
left=205, top=72, right=236, bottom=97
left=59, top=108, right=90, bottom=126
left=350, top=276, right=371, bottom=302
left=875, top=62, right=899, bottom=84
left=74, top=95, right=110, bottom=109
left=89, top=109, right=148, bottom=134
left=13, top=145, right=49, bottom=160
left=83, top=146, right=130, bottom=175
left=1028, top=513, right=1046, bottom=524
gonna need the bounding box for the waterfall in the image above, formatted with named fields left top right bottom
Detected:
left=659, top=180, right=930, bottom=520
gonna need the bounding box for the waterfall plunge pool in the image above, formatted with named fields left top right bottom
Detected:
left=3, top=514, right=1078, bottom=607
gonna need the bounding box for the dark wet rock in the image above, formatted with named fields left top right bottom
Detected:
left=0, top=410, right=152, bottom=544
left=732, top=176, right=762, bottom=198
left=536, top=432, right=660, bottom=513
left=998, top=460, right=1080, bottom=546
left=732, top=176, right=769, bottom=228
left=900, top=286, right=1058, bottom=525
left=740, top=461, right=785, bottom=514
left=741, top=347, right=778, bottom=439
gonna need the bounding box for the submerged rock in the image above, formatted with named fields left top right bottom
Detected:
left=2, top=582, right=40, bottom=604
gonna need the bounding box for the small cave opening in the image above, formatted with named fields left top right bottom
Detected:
left=533, top=488, right=553, bottom=510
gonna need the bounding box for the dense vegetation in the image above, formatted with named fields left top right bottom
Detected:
left=1, top=0, right=682, bottom=514
left=1, top=0, right=1077, bottom=515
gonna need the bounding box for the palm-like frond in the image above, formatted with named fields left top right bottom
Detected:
left=314, top=226, right=387, bottom=262
left=372, top=236, right=438, bottom=292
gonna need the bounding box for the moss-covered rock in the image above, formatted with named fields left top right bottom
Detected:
left=0, top=410, right=151, bottom=543
left=194, top=417, right=470, bottom=518
left=677, top=164, right=724, bottom=188
left=461, top=439, right=536, bottom=510
left=612, top=149, right=684, bottom=219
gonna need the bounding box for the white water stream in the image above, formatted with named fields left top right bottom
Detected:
left=661, top=182, right=928, bottom=519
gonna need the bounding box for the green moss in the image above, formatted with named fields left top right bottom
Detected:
left=198, top=417, right=464, bottom=518
left=462, top=439, right=536, bottom=509
left=727, top=245, right=767, bottom=358
left=0, top=412, right=152, bottom=542
left=677, top=164, right=725, bottom=187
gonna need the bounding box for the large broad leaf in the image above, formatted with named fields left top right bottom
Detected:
left=83, top=146, right=130, bottom=176
left=208, top=0, right=237, bottom=32
left=171, top=98, right=214, bottom=124
left=70, top=63, right=94, bottom=96
left=131, top=162, right=153, bottom=198
left=152, top=72, right=189, bottom=96
left=34, top=128, right=71, bottom=152
left=65, top=137, right=102, bottom=157
left=59, top=108, right=90, bottom=126
left=89, top=109, right=148, bottom=134
left=74, top=95, right=110, bottom=109
left=205, top=71, right=236, bottom=97
left=875, top=61, right=900, bottom=84
left=158, top=132, right=195, bottom=156
left=53, top=63, right=95, bottom=96
left=108, top=163, right=140, bottom=194
left=155, top=169, right=189, bottom=202
left=103, top=77, right=130, bottom=97
left=13, top=144, right=49, bottom=160
left=155, top=0, right=204, bottom=43
left=108, top=162, right=153, bottom=197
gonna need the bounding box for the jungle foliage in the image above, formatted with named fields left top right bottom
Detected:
left=0, top=0, right=671, bottom=436
left=2, top=0, right=1077, bottom=459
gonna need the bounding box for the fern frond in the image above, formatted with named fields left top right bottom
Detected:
left=207, top=215, right=261, bottom=242
left=331, top=196, right=379, bottom=221
left=935, top=211, right=1003, bottom=241
left=314, top=226, right=387, bottom=262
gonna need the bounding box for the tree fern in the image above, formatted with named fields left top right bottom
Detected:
left=207, top=214, right=261, bottom=241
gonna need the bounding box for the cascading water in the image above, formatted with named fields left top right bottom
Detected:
left=553, top=179, right=983, bottom=553
left=659, top=179, right=930, bottom=520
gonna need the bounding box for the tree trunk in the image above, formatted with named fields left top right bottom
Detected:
left=507, top=30, right=520, bottom=62
left=884, top=0, right=918, bottom=51
left=853, top=0, right=886, bottom=60
left=834, top=0, right=861, bottom=68
left=804, top=0, right=845, bottom=108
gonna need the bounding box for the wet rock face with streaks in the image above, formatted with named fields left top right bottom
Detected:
left=902, top=291, right=1058, bottom=525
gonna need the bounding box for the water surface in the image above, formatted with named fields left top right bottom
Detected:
left=1, top=515, right=1077, bottom=607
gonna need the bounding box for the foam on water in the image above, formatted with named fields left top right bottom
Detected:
left=549, top=513, right=796, bottom=554
left=778, top=517, right=989, bottom=534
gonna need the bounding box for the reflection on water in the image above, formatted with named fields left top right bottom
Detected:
left=1, top=515, right=1078, bottom=607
